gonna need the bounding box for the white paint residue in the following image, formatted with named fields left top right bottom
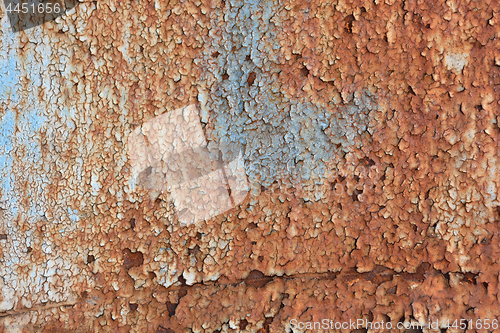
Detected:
left=444, top=52, right=469, bottom=73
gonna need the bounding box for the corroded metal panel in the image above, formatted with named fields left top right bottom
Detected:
left=0, top=0, right=499, bottom=331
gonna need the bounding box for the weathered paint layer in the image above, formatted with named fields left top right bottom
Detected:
left=0, top=0, right=499, bottom=331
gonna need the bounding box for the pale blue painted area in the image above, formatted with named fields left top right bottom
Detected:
left=0, top=24, right=21, bottom=218
left=206, top=0, right=378, bottom=187
left=0, top=33, right=49, bottom=221
left=68, top=207, right=79, bottom=222
left=0, top=108, right=49, bottom=220
left=17, top=108, right=47, bottom=160
left=25, top=108, right=47, bottom=132
left=0, top=56, right=20, bottom=103
left=0, top=111, right=15, bottom=194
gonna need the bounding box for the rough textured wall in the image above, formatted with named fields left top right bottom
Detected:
left=0, top=0, right=499, bottom=332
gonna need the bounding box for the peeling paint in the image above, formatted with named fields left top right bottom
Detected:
left=0, top=0, right=499, bottom=331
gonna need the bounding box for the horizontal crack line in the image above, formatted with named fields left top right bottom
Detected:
left=0, top=301, right=77, bottom=318
left=0, top=266, right=472, bottom=318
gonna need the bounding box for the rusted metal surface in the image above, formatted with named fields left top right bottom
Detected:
left=0, top=0, right=499, bottom=331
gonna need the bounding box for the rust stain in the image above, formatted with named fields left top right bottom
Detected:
left=0, top=0, right=499, bottom=331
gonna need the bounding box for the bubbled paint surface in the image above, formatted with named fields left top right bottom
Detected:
left=0, top=0, right=499, bottom=331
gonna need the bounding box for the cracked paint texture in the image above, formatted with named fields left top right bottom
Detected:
left=0, top=0, right=499, bottom=332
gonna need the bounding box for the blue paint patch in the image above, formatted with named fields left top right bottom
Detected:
left=0, top=108, right=49, bottom=220
left=0, top=50, right=49, bottom=219
left=67, top=207, right=79, bottom=222
left=0, top=56, right=20, bottom=103
left=0, top=111, right=16, bottom=195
